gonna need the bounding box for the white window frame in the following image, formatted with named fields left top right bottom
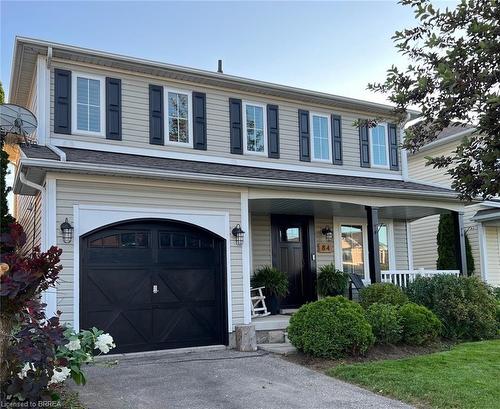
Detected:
left=242, top=101, right=268, bottom=156
left=369, top=122, right=390, bottom=169
left=71, top=72, right=106, bottom=137
left=309, top=112, right=332, bottom=162
left=164, top=87, right=193, bottom=148
left=333, top=217, right=395, bottom=284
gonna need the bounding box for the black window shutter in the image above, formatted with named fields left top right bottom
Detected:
left=54, top=69, right=71, bottom=134
left=359, top=120, right=370, bottom=167
left=331, top=114, right=343, bottom=165
left=267, top=104, right=279, bottom=158
left=388, top=123, right=399, bottom=170
left=106, top=77, right=121, bottom=140
left=298, top=109, right=310, bottom=162
left=149, top=85, right=164, bottom=145
left=192, top=92, right=207, bottom=150
left=229, top=98, right=243, bottom=154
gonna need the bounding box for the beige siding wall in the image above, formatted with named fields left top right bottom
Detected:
left=485, top=226, right=500, bottom=286
left=314, top=217, right=335, bottom=270
left=16, top=193, right=42, bottom=254
left=411, top=205, right=481, bottom=274
left=250, top=214, right=272, bottom=272
left=54, top=175, right=243, bottom=328
left=393, top=221, right=409, bottom=270
left=49, top=60, right=402, bottom=176
left=409, top=142, right=483, bottom=277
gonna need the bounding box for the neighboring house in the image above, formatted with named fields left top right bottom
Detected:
left=6, top=37, right=467, bottom=353
left=408, top=126, right=500, bottom=286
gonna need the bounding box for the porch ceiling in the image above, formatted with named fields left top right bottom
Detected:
left=249, top=198, right=450, bottom=221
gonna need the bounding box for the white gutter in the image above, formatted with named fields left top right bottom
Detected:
left=19, top=171, right=45, bottom=194
left=46, top=144, right=66, bottom=161
left=17, top=157, right=460, bottom=201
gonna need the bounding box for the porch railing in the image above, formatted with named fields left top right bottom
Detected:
left=381, top=269, right=460, bottom=288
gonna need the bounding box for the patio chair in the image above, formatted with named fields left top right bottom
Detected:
left=250, top=286, right=271, bottom=317
left=348, top=273, right=365, bottom=301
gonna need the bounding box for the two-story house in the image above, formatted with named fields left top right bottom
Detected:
left=408, top=126, right=500, bottom=286
left=7, top=37, right=467, bottom=353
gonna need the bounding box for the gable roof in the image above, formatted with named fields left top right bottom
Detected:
left=17, top=145, right=457, bottom=199
left=9, top=37, right=420, bottom=118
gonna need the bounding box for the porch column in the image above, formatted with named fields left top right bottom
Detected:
left=365, top=206, right=381, bottom=283
left=452, top=211, right=468, bottom=276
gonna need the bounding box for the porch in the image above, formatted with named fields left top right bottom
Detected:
left=246, top=192, right=467, bottom=331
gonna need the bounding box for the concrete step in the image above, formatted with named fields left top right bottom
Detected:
left=258, top=343, right=297, bottom=355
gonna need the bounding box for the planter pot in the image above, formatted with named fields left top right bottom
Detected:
left=266, top=294, right=281, bottom=315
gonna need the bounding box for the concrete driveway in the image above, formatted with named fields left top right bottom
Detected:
left=72, top=348, right=412, bottom=409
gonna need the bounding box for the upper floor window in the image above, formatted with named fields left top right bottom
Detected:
left=370, top=124, right=389, bottom=168
left=311, top=113, right=331, bottom=162
left=243, top=102, right=267, bottom=155
left=166, top=89, right=192, bottom=146
left=72, top=73, right=105, bottom=136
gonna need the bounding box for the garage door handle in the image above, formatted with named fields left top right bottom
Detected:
left=153, top=285, right=159, bottom=294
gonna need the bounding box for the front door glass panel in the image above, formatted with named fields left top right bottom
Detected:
left=341, top=225, right=364, bottom=276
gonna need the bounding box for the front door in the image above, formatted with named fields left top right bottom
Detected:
left=271, top=215, right=315, bottom=308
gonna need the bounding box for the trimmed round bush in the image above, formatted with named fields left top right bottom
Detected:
left=365, top=303, right=402, bottom=345
left=406, top=275, right=497, bottom=340
left=399, top=303, right=441, bottom=345
left=288, top=296, right=374, bottom=358
left=359, top=283, right=408, bottom=308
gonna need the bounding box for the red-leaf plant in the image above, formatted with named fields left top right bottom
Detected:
left=0, top=222, right=66, bottom=402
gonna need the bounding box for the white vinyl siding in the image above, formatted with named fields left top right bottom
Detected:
left=250, top=214, right=272, bottom=272
left=393, top=221, right=409, bottom=270
left=54, top=175, right=243, bottom=328
left=49, top=61, right=402, bottom=176
left=16, top=193, right=42, bottom=254
left=485, top=226, right=500, bottom=286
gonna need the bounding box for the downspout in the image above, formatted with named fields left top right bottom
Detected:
left=19, top=171, right=45, bottom=194
left=46, top=144, right=66, bottom=161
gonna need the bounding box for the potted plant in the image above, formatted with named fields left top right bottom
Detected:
left=251, top=266, right=289, bottom=315
left=317, top=263, right=349, bottom=297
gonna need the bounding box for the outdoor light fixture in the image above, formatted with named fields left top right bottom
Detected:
left=232, top=224, right=245, bottom=245
left=60, top=218, right=74, bottom=244
left=321, top=226, right=333, bottom=241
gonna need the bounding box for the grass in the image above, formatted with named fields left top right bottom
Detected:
left=328, top=339, right=500, bottom=409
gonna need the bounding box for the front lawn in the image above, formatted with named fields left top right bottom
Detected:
left=328, top=340, right=500, bottom=409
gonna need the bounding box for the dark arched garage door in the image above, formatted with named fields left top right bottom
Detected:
left=80, top=219, right=227, bottom=353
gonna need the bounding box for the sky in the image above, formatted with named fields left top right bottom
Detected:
left=0, top=0, right=430, bottom=105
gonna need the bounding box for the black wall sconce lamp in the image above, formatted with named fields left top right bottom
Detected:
left=321, top=225, right=333, bottom=241
left=60, top=218, right=74, bottom=244
left=232, top=224, right=245, bottom=245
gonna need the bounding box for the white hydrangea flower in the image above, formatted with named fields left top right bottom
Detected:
left=17, top=362, right=35, bottom=379
left=94, top=333, right=115, bottom=354
left=66, top=338, right=82, bottom=351
left=49, top=366, right=71, bottom=385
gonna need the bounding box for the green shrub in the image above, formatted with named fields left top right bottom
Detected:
left=493, top=287, right=500, bottom=301
left=359, top=283, right=408, bottom=308
left=399, top=303, right=441, bottom=345
left=251, top=266, right=289, bottom=298
left=288, top=296, right=374, bottom=358
left=365, top=303, right=402, bottom=345
left=317, top=263, right=349, bottom=297
left=406, top=275, right=497, bottom=340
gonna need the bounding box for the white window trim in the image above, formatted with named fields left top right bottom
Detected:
left=310, top=112, right=332, bottom=163
left=164, top=87, right=194, bottom=148
left=242, top=101, right=268, bottom=156
left=369, top=122, right=390, bottom=169
left=333, top=217, right=395, bottom=284
left=71, top=71, right=106, bottom=137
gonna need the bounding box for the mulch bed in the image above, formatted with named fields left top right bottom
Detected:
left=282, top=341, right=455, bottom=373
